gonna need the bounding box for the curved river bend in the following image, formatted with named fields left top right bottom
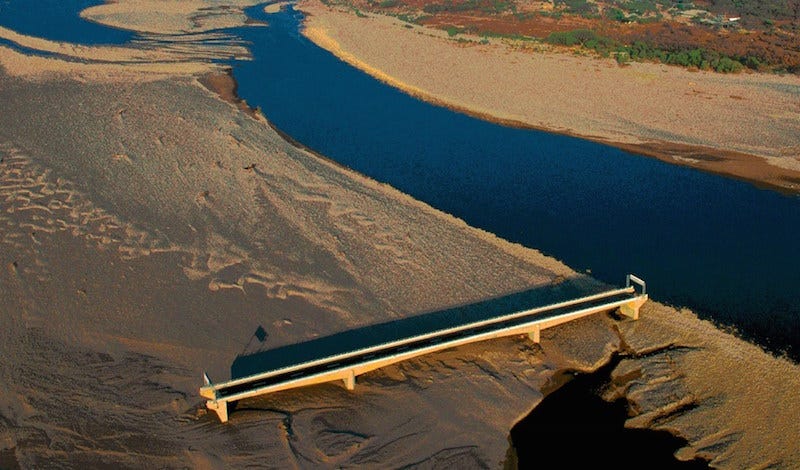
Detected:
left=231, top=5, right=800, bottom=359
left=1, top=1, right=798, bottom=359
left=0, top=2, right=794, bottom=466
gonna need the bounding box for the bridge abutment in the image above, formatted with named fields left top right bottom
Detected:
left=619, top=295, right=648, bottom=320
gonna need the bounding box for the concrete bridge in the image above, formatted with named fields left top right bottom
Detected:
left=200, top=275, right=647, bottom=422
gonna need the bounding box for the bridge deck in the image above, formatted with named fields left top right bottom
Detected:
left=201, top=275, right=647, bottom=422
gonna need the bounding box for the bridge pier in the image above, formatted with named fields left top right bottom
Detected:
left=344, top=370, right=356, bottom=391
left=207, top=399, right=229, bottom=423
left=528, top=326, right=541, bottom=343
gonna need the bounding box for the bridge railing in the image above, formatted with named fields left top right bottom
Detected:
left=626, top=273, right=646, bottom=295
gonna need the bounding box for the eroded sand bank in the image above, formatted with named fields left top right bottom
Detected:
left=298, top=0, right=800, bottom=194
left=0, top=2, right=799, bottom=467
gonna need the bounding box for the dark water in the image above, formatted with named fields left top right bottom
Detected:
left=4, top=1, right=798, bottom=360
left=509, top=356, right=709, bottom=469
left=0, top=0, right=133, bottom=45
left=230, top=5, right=800, bottom=359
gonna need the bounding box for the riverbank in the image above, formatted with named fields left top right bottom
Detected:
left=297, top=0, right=800, bottom=194
left=0, top=59, right=575, bottom=466
left=0, top=1, right=799, bottom=467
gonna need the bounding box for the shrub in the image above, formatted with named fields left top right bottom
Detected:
left=545, top=29, right=747, bottom=73
left=545, top=29, right=612, bottom=47
left=744, top=55, right=762, bottom=69
left=606, top=7, right=628, bottom=21
left=614, top=0, right=658, bottom=16
left=715, top=56, right=744, bottom=72
left=555, top=0, right=598, bottom=15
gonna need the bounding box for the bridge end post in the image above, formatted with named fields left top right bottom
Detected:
left=619, top=295, right=648, bottom=320
left=207, top=399, right=229, bottom=423
left=343, top=370, right=356, bottom=391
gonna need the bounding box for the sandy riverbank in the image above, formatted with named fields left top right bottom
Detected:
left=0, top=1, right=799, bottom=467
left=0, top=0, right=263, bottom=82
left=298, top=0, right=800, bottom=194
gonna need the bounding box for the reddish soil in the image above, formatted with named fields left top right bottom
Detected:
left=340, top=0, right=800, bottom=71
left=613, top=22, right=800, bottom=69
left=198, top=70, right=259, bottom=117
left=422, top=12, right=594, bottom=37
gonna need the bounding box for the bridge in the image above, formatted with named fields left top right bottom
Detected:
left=200, top=275, right=647, bottom=422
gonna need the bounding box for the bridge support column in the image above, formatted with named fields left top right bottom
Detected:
left=344, top=370, right=356, bottom=391
left=619, top=295, right=648, bottom=320
left=207, top=399, right=229, bottom=423
left=528, top=326, right=541, bottom=343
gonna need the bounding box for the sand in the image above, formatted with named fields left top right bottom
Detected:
left=80, top=0, right=263, bottom=35
left=613, top=302, right=800, bottom=467
left=1, top=1, right=799, bottom=467
left=0, top=65, right=598, bottom=467
left=0, top=0, right=259, bottom=82
left=297, top=0, right=800, bottom=194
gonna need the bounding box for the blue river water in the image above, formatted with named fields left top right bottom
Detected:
left=1, top=2, right=798, bottom=360
left=231, top=5, right=800, bottom=359
left=0, top=0, right=133, bottom=45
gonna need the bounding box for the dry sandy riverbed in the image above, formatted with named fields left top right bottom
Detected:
left=0, top=1, right=799, bottom=467
left=298, top=0, right=800, bottom=194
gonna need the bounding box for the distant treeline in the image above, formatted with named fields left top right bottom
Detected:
left=545, top=29, right=758, bottom=72
left=706, top=0, right=800, bottom=26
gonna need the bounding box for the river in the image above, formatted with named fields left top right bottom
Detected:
left=231, top=4, right=800, bottom=360
left=1, top=1, right=795, bottom=466
left=1, top=1, right=799, bottom=360
left=0, top=0, right=133, bottom=44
